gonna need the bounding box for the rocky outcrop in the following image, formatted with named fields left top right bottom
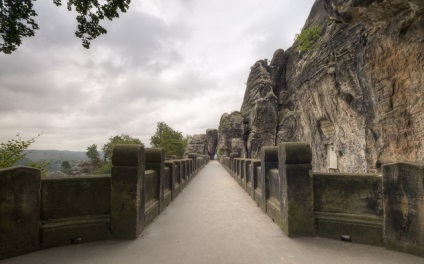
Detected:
left=217, top=112, right=244, bottom=157
left=206, top=129, right=218, bottom=159
left=225, top=0, right=424, bottom=173
left=68, top=160, right=97, bottom=175
left=240, top=60, right=279, bottom=159
left=185, top=134, right=207, bottom=155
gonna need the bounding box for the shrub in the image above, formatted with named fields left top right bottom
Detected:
left=294, top=25, right=322, bottom=52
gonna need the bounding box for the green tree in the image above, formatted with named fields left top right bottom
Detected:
left=150, top=122, right=187, bottom=158
left=86, top=143, right=100, bottom=165
left=0, top=133, right=40, bottom=168
left=102, top=134, right=143, bottom=162
left=61, top=160, right=71, bottom=173
left=29, top=159, right=51, bottom=176
left=0, top=0, right=131, bottom=54
left=294, top=25, right=322, bottom=52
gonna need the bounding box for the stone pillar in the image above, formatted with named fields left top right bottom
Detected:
left=188, top=153, right=197, bottom=173
left=250, top=159, right=261, bottom=200
left=229, top=153, right=239, bottom=177
left=145, top=148, right=164, bottom=213
left=260, top=146, right=279, bottom=213
left=278, top=142, right=314, bottom=237
left=382, top=162, right=424, bottom=257
left=164, top=161, right=176, bottom=200
left=110, top=144, right=145, bottom=239
left=0, top=167, right=41, bottom=260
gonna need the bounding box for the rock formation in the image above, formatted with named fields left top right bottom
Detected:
left=185, top=134, right=208, bottom=155
left=206, top=129, right=218, bottom=159
left=217, top=112, right=244, bottom=157
left=240, top=59, right=279, bottom=159
left=221, top=0, right=424, bottom=173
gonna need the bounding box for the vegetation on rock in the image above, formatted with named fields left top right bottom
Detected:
left=294, top=25, right=322, bottom=52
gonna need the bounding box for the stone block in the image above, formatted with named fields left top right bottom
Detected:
left=315, top=212, right=383, bottom=246
left=41, top=216, right=110, bottom=249
left=145, top=148, right=164, bottom=213
left=313, top=172, right=383, bottom=246
left=41, top=176, right=111, bottom=220
left=40, top=175, right=111, bottom=248
left=383, top=162, right=424, bottom=257
left=278, top=142, right=314, bottom=237
left=279, top=142, right=312, bottom=164
left=144, top=170, right=159, bottom=227
left=261, top=146, right=279, bottom=214
left=110, top=144, right=145, bottom=239
left=163, top=167, right=172, bottom=207
left=164, top=161, right=176, bottom=200
left=313, top=173, right=383, bottom=216
left=250, top=160, right=261, bottom=200
left=0, top=167, right=41, bottom=260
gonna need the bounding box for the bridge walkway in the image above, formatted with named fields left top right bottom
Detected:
left=4, top=161, right=422, bottom=264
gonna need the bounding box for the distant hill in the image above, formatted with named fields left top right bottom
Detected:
left=23, top=150, right=89, bottom=162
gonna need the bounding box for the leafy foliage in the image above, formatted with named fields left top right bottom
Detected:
left=29, top=159, right=51, bottom=176
left=61, top=160, right=71, bottom=173
left=150, top=122, right=188, bottom=158
left=102, top=134, right=143, bottom=161
left=0, top=0, right=131, bottom=54
left=93, top=161, right=112, bottom=175
left=0, top=133, right=39, bottom=168
left=294, top=25, right=322, bottom=52
left=86, top=143, right=100, bottom=165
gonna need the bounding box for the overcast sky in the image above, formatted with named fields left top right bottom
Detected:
left=0, top=0, right=315, bottom=151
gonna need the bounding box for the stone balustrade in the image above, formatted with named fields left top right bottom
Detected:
left=0, top=145, right=209, bottom=261
left=220, top=142, right=424, bottom=258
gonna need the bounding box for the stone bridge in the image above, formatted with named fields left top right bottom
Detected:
left=1, top=143, right=423, bottom=263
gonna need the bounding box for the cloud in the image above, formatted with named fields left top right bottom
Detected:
left=0, top=0, right=316, bottom=151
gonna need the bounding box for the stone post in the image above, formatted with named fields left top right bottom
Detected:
left=0, top=167, right=41, bottom=260
left=260, top=146, right=279, bottom=213
left=164, top=161, right=176, bottom=200
left=250, top=159, right=261, bottom=200
left=110, top=144, right=145, bottom=239
left=145, top=148, right=164, bottom=213
left=188, top=153, right=197, bottom=173
left=278, top=142, right=314, bottom=237
left=230, top=153, right=239, bottom=177
left=382, top=162, right=424, bottom=257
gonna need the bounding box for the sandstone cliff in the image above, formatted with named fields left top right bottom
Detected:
left=224, top=0, right=424, bottom=173
left=206, top=129, right=218, bottom=159
left=185, top=134, right=207, bottom=155
left=184, top=130, right=218, bottom=159
left=217, top=112, right=244, bottom=157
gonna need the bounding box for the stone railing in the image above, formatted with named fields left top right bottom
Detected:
left=0, top=145, right=209, bottom=261
left=220, top=142, right=424, bottom=258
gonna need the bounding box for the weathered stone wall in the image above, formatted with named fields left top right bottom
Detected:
left=314, top=172, right=384, bottom=246
left=0, top=167, right=40, bottom=260
left=231, top=0, right=424, bottom=173
left=383, top=162, right=424, bottom=257
left=0, top=145, right=210, bottom=261
left=41, top=175, right=111, bottom=248
left=220, top=142, right=424, bottom=257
